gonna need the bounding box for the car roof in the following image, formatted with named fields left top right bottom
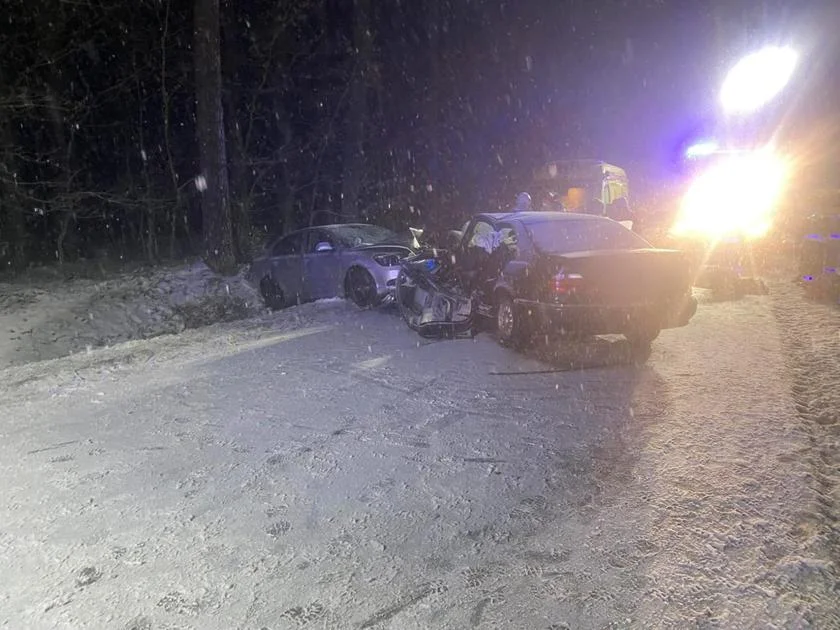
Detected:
left=476, top=211, right=607, bottom=224
left=269, top=223, right=381, bottom=241
left=314, top=223, right=377, bottom=230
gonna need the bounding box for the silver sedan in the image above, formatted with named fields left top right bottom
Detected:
left=249, top=223, right=416, bottom=309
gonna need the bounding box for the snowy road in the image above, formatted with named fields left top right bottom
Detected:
left=1, top=291, right=837, bottom=629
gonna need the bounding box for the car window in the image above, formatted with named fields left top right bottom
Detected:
left=526, top=218, right=650, bottom=254
left=271, top=233, right=302, bottom=256
left=329, top=224, right=399, bottom=247
left=497, top=223, right=519, bottom=255
left=304, top=230, right=336, bottom=253
left=467, top=220, right=495, bottom=248
left=463, top=220, right=520, bottom=256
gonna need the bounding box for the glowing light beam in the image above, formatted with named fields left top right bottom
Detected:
left=720, top=46, right=798, bottom=115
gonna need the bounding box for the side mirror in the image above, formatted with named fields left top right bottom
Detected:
left=315, top=241, right=334, bottom=252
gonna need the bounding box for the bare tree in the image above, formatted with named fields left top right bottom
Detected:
left=194, top=0, right=236, bottom=273
left=340, top=0, right=373, bottom=222
left=158, top=0, right=189, bottom=259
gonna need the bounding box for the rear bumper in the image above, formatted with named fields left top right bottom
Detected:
left=517, top=295, right=698, bottom=336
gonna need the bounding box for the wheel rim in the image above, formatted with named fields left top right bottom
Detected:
left=348, top=268, right=376, bottom=306
left=497, top=300, right=514, bottom=338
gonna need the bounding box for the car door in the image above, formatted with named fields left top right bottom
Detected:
left=458, top=217, right=498, bottom=290
left=267, top=232, right=304, bottom=304
left=301, top=228, right=343, bottom=300
left=476, top=221, right=520, bottom=311
left=491, top=222, right=526, bottom=295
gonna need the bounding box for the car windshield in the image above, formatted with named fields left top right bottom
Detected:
left=328, top=224, right=400, bottom=247
left=526, top=218, right=650, bottom=254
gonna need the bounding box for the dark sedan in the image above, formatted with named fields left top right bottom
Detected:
left=455, top=211, right=698, bottom=352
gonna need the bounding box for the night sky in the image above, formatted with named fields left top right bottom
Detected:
left=505, top=0, right=839, bottom=182
left=1, top=0, right=838, bottom=265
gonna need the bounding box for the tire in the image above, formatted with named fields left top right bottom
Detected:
left=624, top=326, right=659, bottom=361
left=710, top=270, right=743, bottom=300
left=260, top=277, right=286, bottom=310
left=345, top=266, right=378, bottom=308
left=496, top=293, right=529, bottom=349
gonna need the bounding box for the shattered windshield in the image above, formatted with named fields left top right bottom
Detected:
left=526, top=219, right=651, bottom=254
left=328, top=224, right=400, bottom=247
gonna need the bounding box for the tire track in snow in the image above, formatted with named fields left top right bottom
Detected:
left=769, top=281, right=840, bottom=627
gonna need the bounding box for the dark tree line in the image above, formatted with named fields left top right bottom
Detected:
left=0, top=0, right=649, bottom=273
left=1, top=0, right=831, bottom=273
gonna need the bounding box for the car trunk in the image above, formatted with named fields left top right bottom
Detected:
left=540, top=248, right=693, bottom=305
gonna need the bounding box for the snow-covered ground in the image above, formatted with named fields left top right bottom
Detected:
left=0, top=273, right=837, bottom=628
left=0, top=261, right=265, bottom=369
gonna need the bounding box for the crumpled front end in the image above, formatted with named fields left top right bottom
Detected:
left=395, top=256, right=475, bottom=338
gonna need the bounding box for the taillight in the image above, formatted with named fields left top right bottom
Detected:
left=552, top=271, right=584, bottom=295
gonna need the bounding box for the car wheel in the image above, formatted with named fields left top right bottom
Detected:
left=496, top=293, right=528, bottom=349
left=260, top=277, right=285, bottom=310
left=624, top=326, right=659, bottom=360
left=345, top=267, right=378, bottom=308
left=710, top=271, right=743, bottom=300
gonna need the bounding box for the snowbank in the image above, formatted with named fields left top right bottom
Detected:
left=0, top=260, right=266, bottom=369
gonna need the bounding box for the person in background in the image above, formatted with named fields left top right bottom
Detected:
left=562, top=187, right=586, bottom=212
left=607, top=196, right=638, bottom=231
left=584, top=196, right=606, bottom=216
left=607, top=196, right=633, bottom=222
left=511, top=192, right=532, bottom=213
left=540, top=191, right=566, bottom=212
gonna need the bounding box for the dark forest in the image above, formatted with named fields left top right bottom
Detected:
left=1, top=0, right=837, bottom=273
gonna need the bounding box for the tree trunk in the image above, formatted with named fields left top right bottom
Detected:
left=44, top=85, right=76, bottom=267
left=340, top=0, right=372, bottom=222
left=277, top=113, right=296, bottom=234
left=230, top=178, right=252, bottom=262
left=194, top=0, right=236, bottom=274
left=56, top=211, right=74, bottom=266
left=0, top=198, right=26, bottom=272
left=160, top=0, right=184, bottom=260
left=0, top=126, right=27, bottom=271
left=41, top=6, right=77, bottom=268
left=425, top=0, right=443, bottom=225
left=220, top=5, right=253, bottom=263
left=222, top=96, right=252, bottom=263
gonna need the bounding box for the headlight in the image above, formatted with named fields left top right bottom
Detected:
left=373, top=253, right=402, bottom=267
left=671, top=149, right=789, bottom=241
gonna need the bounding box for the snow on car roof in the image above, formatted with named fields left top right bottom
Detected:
left=317, top=223, right=378, bottom=229
left=480, top=211, right=607, bottom=223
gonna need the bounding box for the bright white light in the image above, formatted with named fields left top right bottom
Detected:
left=685, top=141, right=719, bottom=159
left=671, top=149, right=789, bottom=240
left=720, top=46, right=798, bottom=114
